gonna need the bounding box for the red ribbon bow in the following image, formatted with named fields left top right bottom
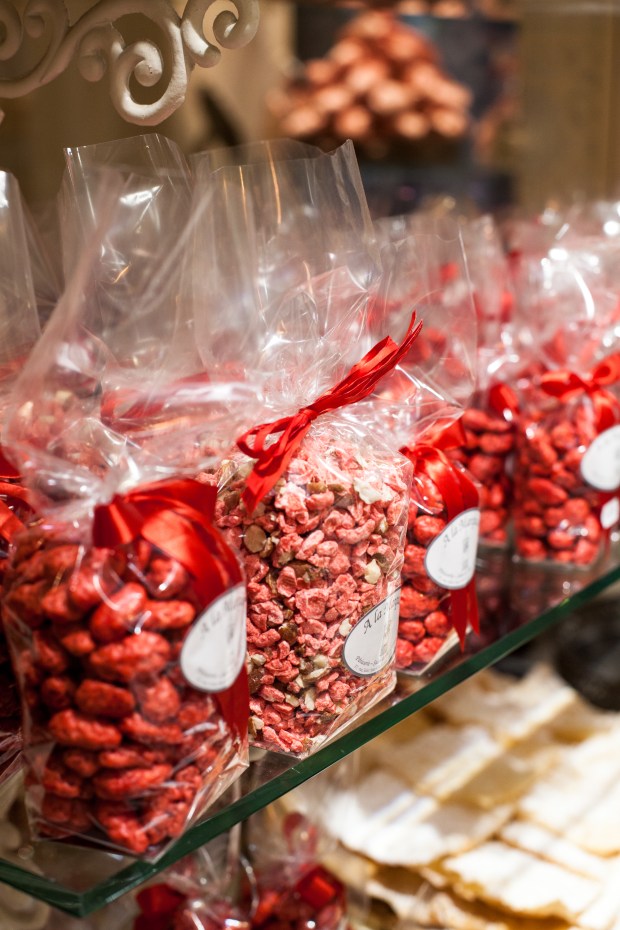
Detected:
left=93, top=477, right=248, bottom=736
left=540, top=354, right=620, bottom=433
left=134, top=883, right=186, bottom=930
left=237, top=312, right=423, bottom=513
left=401, top=422, right=480, bottom=648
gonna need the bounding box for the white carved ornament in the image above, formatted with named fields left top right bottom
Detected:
left=0, top=0, right=260, bottom=125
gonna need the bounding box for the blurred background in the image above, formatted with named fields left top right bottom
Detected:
left=0, top=0, right=618, bottom=216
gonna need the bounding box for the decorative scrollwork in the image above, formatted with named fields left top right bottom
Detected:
left=0, top=0, right=260, bottom=125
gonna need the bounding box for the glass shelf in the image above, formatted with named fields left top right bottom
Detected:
left=1, top=549, right=619, bottom=917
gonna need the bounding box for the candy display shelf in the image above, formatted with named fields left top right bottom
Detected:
left=0, top=548, right=619, bottom=916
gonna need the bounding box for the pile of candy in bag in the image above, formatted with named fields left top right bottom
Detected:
left=0, top=132, right=619, bottom=878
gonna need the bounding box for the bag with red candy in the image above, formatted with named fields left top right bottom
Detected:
left=0, top=170, right=46, bottom=784
left=1, top=175, right=259, bottom=857
left=443, top=214, right=522, bottom=548
left=192, top=142, right=415, bottom=756
left=247, top=807, right=348, bottom=930
left=512, top=237, right=620, bottom=567
left=370, top=219, right=480, bottom=672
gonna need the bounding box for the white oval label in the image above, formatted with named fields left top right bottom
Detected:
left=180, top=584, right=246, bottom=692
left=342, top=588, right=400, bottom=677
left=601, top=496, right=620, bottom=530
left=580, top=425, right=620, bottom=492
left=424, top=508, right=480, bottom=590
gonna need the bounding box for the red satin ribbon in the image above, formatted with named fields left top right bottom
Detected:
left=0, top=446, right=33, bottom=547
left=540, top=354, right=620, bottom=433
left=401, top=427, right=480, bottom=648
left=93, top=477, right=248, bottom=736
left=237, top=312, right=423, bottom=513
left=101, top=371, right=212, bottom=433
left=488, top=382, right=520, bottom=423
left=134, top=883, right=185, bottom=930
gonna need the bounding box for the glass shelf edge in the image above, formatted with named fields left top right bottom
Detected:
left=1, top=560, right=619, bottom=917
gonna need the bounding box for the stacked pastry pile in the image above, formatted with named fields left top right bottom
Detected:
left=272, top=12, right=472, bottom=156
left=294, top=665, right=620, bottom=930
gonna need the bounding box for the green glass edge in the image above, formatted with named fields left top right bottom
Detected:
left=2, top=563, right=619, bottom=917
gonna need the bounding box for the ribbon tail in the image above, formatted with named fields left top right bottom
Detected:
left=450, top=587, right=470, bottom=649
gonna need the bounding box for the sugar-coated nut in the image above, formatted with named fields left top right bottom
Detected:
left=399, top=587, right=440, bottom=619
left=526, top=478, right=568, bottom=506
left=40, top=676, right=76, bottom=710
left=49, top=709, right=122, bottom=750
left=146, top=558, right=189, bottom=599
left=135, top=677, right=180, bottom=723
left=55, top=625, right=96, bottom=657
left=424, top=610, right=451, bottom=637
left=41, top=586, right=84, bottom=624
left=412, top=515, right=446, bottom=547
left=120, top=712, right=184, bottom=746
left=93, top=763, right=172, bottom=800
left=63, top=749, right=99, bottom=778
left=75, top=680, right=136, bottom=718
left=98, top=745, right=168, bottom=769
left=89, top=583, right=147, bottom=643
left=33, top=630, right=70, bottom=674
left=95, top=801, right=150, bottom=854
left=142, top=600, right=196, bottom=632
left=41, top=794, right=91, bottom=832
left=4, top=580, right=49, bottom=628
left=42, top=758, right=88, bottom=799
left=89, top=632, right=171, bottom=682
left=395, top=638, right=415, bottom=669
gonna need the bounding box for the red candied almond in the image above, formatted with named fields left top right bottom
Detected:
left=33, top=630, right=70, bottom=675
left=135, top=677, right=180, bottom=723
left=395, top=638, right=415, bottom=669
left=547, top=529, right=576, bottom=551
left=411, top=574, right=443, bottom=596
left=528, top=436, right=558, bottom=468
left=573, top=538, right=600, bottom=565
left=468, top=454, right=504, bottom=483
left=462, top=408, right=492, bottom=432
left=142, top=793, right=191, bottom=846
left=553, top=469, right=579, bottom=492
left=95, top=800, right=150, bottom=854
left=519, top=516, right=546, bottom=538
left=98, top=745, right=169, bottom=769
left=93, top=762, right=172, bottom=800
left=120, top=712, right=184, bottom=746
left=49, top=709, right=122, bottom=750
left=142, top=600, right=196, bottom=632
left=41, top=585, right=84, bottom=624
left=40, top=676, right=76, bottom=711
left=89, top=583, right=148, bottom=644
left=176, top=696, right=217, bottom=730
left=479, top=510, right=504, bottom=536
left=75, top=680, right=136, bottom=718
left=515, top=537, right=546, bottom=560
left=409, top=637, right=445, bottom=663
left=412, top=515, right=446, bottom=548
left=42, top=758, right=89, bottom=799
left=63, top=749, right=99, bottom=778
left=526, top=478, right=568, bottom=506
left=41, top=794, right=91, bottom=831
left=145, top=558, right=190, bottom=599
left=400, top=587, right=440, bottom=619
left=398, top=620, right=425, bottom=643
left=54, top=624, right=97, bottom=657
left=563, top=498, right=591, bottom=523
left=3, top=580, right=50, bottom=628
left=89, top=632, right=171, bottom=683
left=403, top=544, right=426, bottom=575
left=424, top=611, right=451, bottom=637
left=550, top=422, right=577, bottom=450
left=479, top=433, right=514, bottom=456
left=68, top=566, right=116, bottom=612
